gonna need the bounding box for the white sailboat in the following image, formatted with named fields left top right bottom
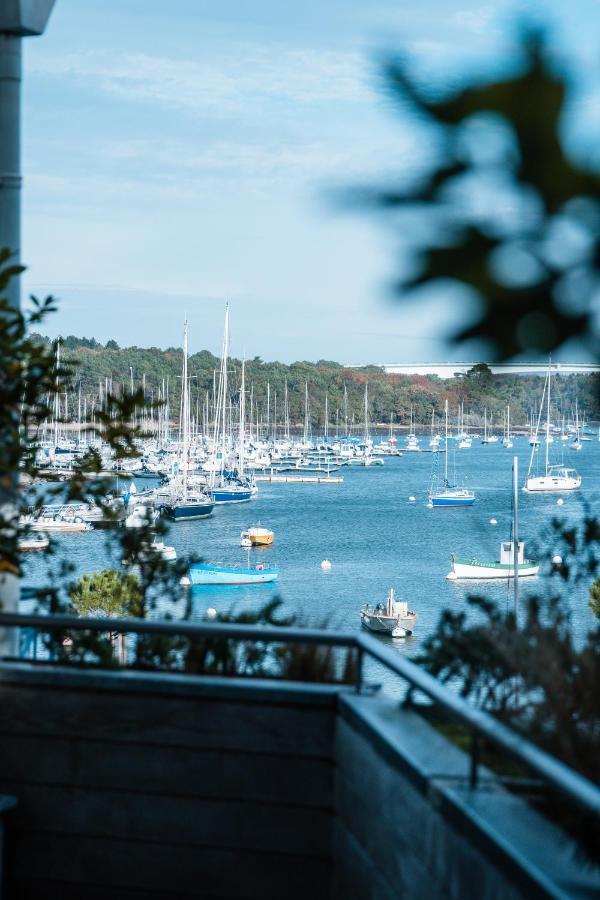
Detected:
left=502, top=405, right=513, bottom=448
left=210, top=305, right=254, bottom=503
left=568, top=399, right=582, bottom=451
left=165, top=321, right=214, bottom=520
left=428, top=400, right=475, bottom=507
left=524, top=361, right=581, bottom=493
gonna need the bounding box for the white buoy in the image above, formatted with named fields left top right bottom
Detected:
left=409, top=495, right=416, bottom=502
left=557, top=498, right=564, bottom=506
left=552, top=555, right=562, bottom=566
left=320, top=559, right=332, bottom=570
left=489, top=518, right=497, bottom=525
left=206, top=607, right=217, bottom=619
left=179, top=575, right=191, bottom=587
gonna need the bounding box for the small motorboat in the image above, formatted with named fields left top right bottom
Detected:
left=240, top=526, right=274, bottom=547
left=360, top=588, right=417, bottom=638
left=189, top=563, right=279, bottom=586
left=18, top=532, right=50, bottom=552
left=20, top=513, right=92, bottom=533
left=125, top=504, right=159, bottom=528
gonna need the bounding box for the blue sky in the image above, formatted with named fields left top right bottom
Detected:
left=21, top=0, right=600, bottom=362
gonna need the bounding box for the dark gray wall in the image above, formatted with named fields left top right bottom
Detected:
left=0, top=664, right=596, bottom=900
left=334, top=693, right=599, bottom=900
left=0, top=665, right=337, bottom=900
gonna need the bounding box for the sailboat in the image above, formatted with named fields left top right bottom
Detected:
left=165, top=320, right=214, bottom=520
left=428, top=400, right=475, bottom=507
left=447, top=456, right=538, bottom=579
left=210, top=304, right=254, bottom=504
left=502, top=405, right=513, bottom=448
left=481, top=408, right=489, bottom=445
left=405, top=405, right=420, bottom=451
left=568, top=400, right=582, bottom=451
left=524, top=360, right=581, bottom=493
left=429, top=406, right=441, bottom=448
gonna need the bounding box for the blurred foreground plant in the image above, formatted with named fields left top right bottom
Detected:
left=371, top=29, right=600, bottom=362
left=0, top=253, right=191, bottom=621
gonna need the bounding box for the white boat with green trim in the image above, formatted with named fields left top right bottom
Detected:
left=447, top=541, right=539, bottom=580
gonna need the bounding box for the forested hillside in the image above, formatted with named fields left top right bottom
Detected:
left=32, top=334, right=600, bottom=430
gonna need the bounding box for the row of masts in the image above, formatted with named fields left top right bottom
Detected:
left=35, top=341, right=592, bottom=449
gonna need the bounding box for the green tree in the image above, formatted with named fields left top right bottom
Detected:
left=70, top=569, right=143, bottom=619
left=590, top=577, right=600, bottom=618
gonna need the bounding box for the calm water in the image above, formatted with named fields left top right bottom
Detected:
left=24, top=438, right=600, bottom=673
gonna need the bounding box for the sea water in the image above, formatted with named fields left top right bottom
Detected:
left=22, top=438, right=600, bottom=671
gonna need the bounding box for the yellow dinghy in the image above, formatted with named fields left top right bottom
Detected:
left=240, top=526, right=274, bottom=547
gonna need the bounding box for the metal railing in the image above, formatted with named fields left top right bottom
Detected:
left=0, top=610, right=598, bottom=821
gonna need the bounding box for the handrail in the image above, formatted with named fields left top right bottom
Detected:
left=0, top=611, right=356, bottom=647
left=356, top=634, right=600, bottom=816
left=0, top=611, right=598, bottom=819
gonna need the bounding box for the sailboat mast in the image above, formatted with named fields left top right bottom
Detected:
left=54, top=340, right=61, bottom=448
left=239, top=359, right=245, bottom=478
left=221, top=304, right=229, bottom=475
left=304, top=382, right=309, bottom=443
left=182, top=320, right=189, bottom=496
left=444, top=399, right=449, bottom=484
left=545, top=358, right=551, bottom=474
left=324, top=392, right=328, bottom=440
left=513, top=455, right=519, bottom=619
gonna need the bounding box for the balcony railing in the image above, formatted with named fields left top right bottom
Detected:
left=0, top=608, right=598, bottom=826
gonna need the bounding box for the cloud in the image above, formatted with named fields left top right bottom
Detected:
left=28, top=44, right=372, bottom=113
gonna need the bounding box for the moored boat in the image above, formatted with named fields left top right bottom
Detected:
left=360, top=588, right=417, bottom=637
left=189, top=563, right=278, bottom=585
left=525, top=359, right=581, bottom=493
left=428, top=400, right=475, bottom=508
left=240, top=526, right=274, bottom=547
left=18, top=532, right=50, bottom=551
left=165, top=493, right=214, bottom=520
left=447, top=542, right=539, bottom=580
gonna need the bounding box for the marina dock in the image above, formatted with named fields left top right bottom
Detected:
left=254, top=473, right=343, bottom=484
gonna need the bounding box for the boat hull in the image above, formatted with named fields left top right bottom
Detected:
left=524, top=476, right=581, bottom=493
left=430, top=494, right=475, bottom=507
left=165, top=502, right=214, bottom=520
left=211, top=488, right=252, bottom=504
left=449, top=558, right=539, bottom=579
left=189, top=564, right=278, bottom=585
left=360, top=611, right=416, bottom=637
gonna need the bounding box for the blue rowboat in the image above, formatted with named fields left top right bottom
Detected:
left=189, top=564, right=279, bottom=585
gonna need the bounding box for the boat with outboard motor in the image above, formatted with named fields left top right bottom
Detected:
left=360, top=588, right=417, bottom=637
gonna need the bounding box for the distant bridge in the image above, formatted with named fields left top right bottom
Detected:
left=346, top=362, right=600, bottom=378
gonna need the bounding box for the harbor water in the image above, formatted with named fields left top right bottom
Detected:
left=23, top=439, right=599, bottom=670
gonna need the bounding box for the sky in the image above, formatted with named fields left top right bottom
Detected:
left=20, top=0, right=600, bottom=362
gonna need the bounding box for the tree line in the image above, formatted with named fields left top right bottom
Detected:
left=32, top=333, right=600, bottom=429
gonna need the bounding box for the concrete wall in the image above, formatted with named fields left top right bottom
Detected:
left=0, top=664, right=596, bottom=900
left=0, top=664, right=337, bottom=900
left=334, top=693, right=599, bottom=900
